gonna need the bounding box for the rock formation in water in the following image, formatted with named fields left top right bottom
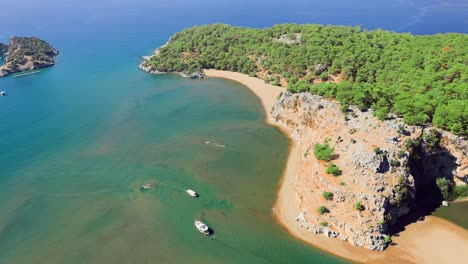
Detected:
left=0, top=37, right=59, bottom=77
left=271, top=92, right=467, bottom=250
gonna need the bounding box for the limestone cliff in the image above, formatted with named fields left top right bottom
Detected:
left=271, top=92, right=467, bottom=250
left=0, top=37, right=59, bottom=77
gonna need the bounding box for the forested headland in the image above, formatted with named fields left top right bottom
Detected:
left=143, top=24, right=467, bottom=136
left=0, top=37, right=59, bottom=77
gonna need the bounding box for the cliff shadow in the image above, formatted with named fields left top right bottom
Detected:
left=389, top=145, right=458, bottom=235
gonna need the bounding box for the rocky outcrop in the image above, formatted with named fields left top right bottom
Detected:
left=314, top=64, right=327, bottom=75
left=0, top=37, right=58, bottom=77
left=271, top=92, right=466, bottom=251
left=138, top=39, right=206, bottom=79
left=274, top=33, right=301, bottom=45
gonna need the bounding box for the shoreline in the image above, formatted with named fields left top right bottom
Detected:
left=204, top=69, right=468, bottom=263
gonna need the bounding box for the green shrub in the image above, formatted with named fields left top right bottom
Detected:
left=397, top=150, right=405, bottom=159
left=384, top=235, right=392, bottom=243
left=399, top=175, right=406, bottom=184
left=355, top=201, right=364, bottom=211
left=421, top=130, right=442, bottom=154
left=322, top=191, right=334, bottom=200
left=350, top=138, right=357, bottom=144
left=395, top=187, right=410, bottom=204
left=340, top=181, right=346, bottom=186
left=248, top=71, right=256, bottom=77
left=314, top=143, right=335, bottom=161
left=436, top=177, right=456, bottom=201
left=391, top=160, right=401, bottom=167
left=326, top=162, right=342, bottom=176
left=318, top=206, right=329, bottom=215
left=373, top=147, right=381, bottom=154
left=455, top=185, right=468, bottom=198
left=340, top=105, right=348, bottom=113
left=405, top=138, right=420, bottom=149
left=321, top=221, right=329, bottom=227
left=385, top=213, right=392, bottom=223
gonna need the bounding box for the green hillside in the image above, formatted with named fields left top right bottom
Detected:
left=143, top=24, right=467, bottom=135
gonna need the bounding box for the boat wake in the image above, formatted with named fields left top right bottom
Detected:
left=204, top=139, right=226, bottom=148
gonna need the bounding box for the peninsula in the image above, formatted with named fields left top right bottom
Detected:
left=140, top=24, right=468, bottom=262
left=0, top=37, right=59, bottom=77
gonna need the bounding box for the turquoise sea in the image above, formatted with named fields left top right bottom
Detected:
left=1, top=0, right=467, bottom=263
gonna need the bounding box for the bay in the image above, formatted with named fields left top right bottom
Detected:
left=0, top=0, right=466, bottom=263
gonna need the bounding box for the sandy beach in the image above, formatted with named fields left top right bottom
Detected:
left=204, top=69, right=468, bottom=263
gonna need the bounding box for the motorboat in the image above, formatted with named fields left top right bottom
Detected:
left=140, top=184, right=151, bottom=190
left=186, top=189, right=198, bottom=197
left=194, top=219, right=211, bottom=235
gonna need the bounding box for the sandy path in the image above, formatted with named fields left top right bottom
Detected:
left=204, top=69, right=468, bottom=263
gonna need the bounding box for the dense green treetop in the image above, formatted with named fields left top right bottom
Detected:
left=5, top=37, right=59, bottom=64
left=145, top=24, right=467, bottom=135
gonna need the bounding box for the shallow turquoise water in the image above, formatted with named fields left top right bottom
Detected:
left=0, top=64, right=345, bottom=263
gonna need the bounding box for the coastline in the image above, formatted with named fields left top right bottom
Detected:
left=204, top=69, right=468, bottom=263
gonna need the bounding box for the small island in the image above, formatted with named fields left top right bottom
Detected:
left=0, top=37, right=59, bottom=77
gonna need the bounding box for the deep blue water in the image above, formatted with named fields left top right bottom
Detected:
left=0, top=0, right=466, bottom=263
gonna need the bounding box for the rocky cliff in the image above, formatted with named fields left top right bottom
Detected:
left=0, top=37, right=59, bottom=77
left=271, top=92, right=467, bottom=250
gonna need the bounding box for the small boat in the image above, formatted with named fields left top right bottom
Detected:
left=140, top=184, right=151, bottom=190
left=186, top=189, right=198, bottom=197
left=442, top=201, right=449, bottom=207
left=194, top=219, right=211, bottom=236
left=0, top=91, right=6, bottom=96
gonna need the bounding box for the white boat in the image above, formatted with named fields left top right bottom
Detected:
left=140, top=184, right=151, bottom=190
left=442, top=201, right=449, bottom=207
left=186, top=189, right=198, bottom=197
left=0, top=91, right=6, bottom=96
left=194, top=219, right=211, bottom=235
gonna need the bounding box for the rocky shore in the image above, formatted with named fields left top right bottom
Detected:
left=138, top=39, right=206, bottom=79
left=0, top=37, right=59, bottom=77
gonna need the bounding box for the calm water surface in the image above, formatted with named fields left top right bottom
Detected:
left=0, top=0, right=466, bottom=263
left=433, top=201, right=468, bottom=229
